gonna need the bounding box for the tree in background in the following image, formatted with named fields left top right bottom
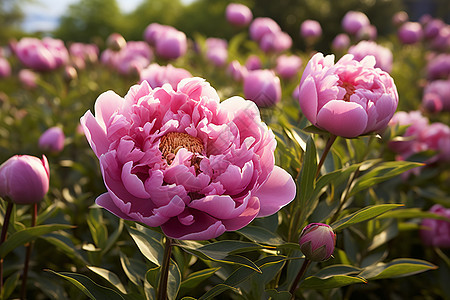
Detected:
left=53, top=0, right=122, bottom=44
left=0, top=0, right=26, bottom=44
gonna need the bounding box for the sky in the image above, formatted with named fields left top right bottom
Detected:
left=21, top=0, right=188, bottom=33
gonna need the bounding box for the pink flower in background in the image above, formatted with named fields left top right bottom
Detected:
left=0, top=57, right=11, bottom=78
left=299, top=223, right=336, bottom=262
left=18, top=69, right=38, bottom=89
left=227, top=60, right=248, bottom=82
left=205, top=38, right=228, bottom=67
left=115, top=41, right=153, bottom=75
left=388, top=111, right=429, bottom=158
left=424, top=19, right=445, bottom=39
left=249, top=17, right=281, bottom=42
left=398, top=22, right=422, bottom=44
left=144, top=23, right=168, bottom=46
left=426, top=53, right=450, bottom=80
left=0, top=155, right=50, bottom=204
left=140, top=63, right=192, bottom=89
left=300, top=20, right=322, bottom=39
left=226, top=3, right=253, bottom=27
left=244, top=69, right=282, bottom=107
left=69, top=43, right=99, bottom=65
left=348, top=41, right=393, bottom=72
left=298, top=53, right=398, bottom=138
left=154, top=26, right=187, bottom=60
left=430, top=25, right=450, bottom=52
left=423, top=80, right=450, bottom=112
left=80, top=77, right=296, bottom=240
left=332, top=33, right=350, bottom=51
left=259, top=31, right=292, bottom=53
left=420, top=122, right=450, bottom=163
left=15, top=37, right=58, bottom=71
left=342, top=11, right=370, bottom=35
left=392, top=11, right=408, bottom=27
left=245, top=55, right=262, bottom=71
left=39, top=127, right=65, bottom=153
left=275, top=54, right=302, bottom=79
left=422, top=92, right=443, bottom=113
left=106, top=33, right=126, bottom=51
left=420, top=204, right=450, bottom=248
left=356, top=24, right=377, bottom=41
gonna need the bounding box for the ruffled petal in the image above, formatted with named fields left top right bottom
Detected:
left=80, top=111, right=109, bottom=157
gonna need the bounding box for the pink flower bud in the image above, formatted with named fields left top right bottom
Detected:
left=227, top=60, right=248, bottom=82
left=106, top=33, right=126, bottom=51
left=299, top=223, right=336, bottom=262
left=244, top=69, right=281, bottom=107
left=420, top=204, right=450, bottom=248
left=398, top=22, right=422, bottom=44
left=245, top=55, right=262, bottom=71
left=39, top=127, right=65, bottom=153
left=300, top=20, right=322, bottom=39
left=155, top=28, right=187, bottom=60
left=0, top=57, right=11, bottom=78
left=140, top=63, right=192, bottom=89
left=348, top=40, right=393, bottom=73
left=342, top=11, right=370, bottom=35
left=249, top=17, right=281, bottom=42
left=0, top=155, right=50, bottom=204
left=64, top=65, right=78, bottom=82
left=392, top=11, right=408, bottom=27
left=332, top=34, right=350, bottom=51
left=18, top=69, right=38, bottom=89
left=275, top=54, right=302, bottom=79
left=226, top=3, right=253, bottom=27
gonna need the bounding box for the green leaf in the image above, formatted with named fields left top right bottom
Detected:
left=46, top=270, right=125, bottom=300
left=302, top=125, right=329, bottom=135
left=43, top=234, right=88, bottom=265
left=265, top=289, right=292, bottom=300
left=87, top=266, right=127, bottom=294
left=376, top=208, right=450, bottom=221
left=2, top=271, right=20, bottom=300
left=102, top=218, right=124, bottom=255
left=87, top=208, right=108, bottom=249
left=331, top=204, right=403, bottom=232
left=360, top=258, right=438, bottom=280
left=237, top=225, right=286, bottom=246
left=349, top=161, right=423, bottom=196
left=312, top=264, right=362, bottom=278
left=167, top=261, right=182, bottom=300
left=119, top=252, right=147, bottom=286
left=127, top=225, right=164, bottom=266
left=180, top=267, right=221, bottom=290
left=0, top=224, right=73, bottom=258
left=300, top=275, right=367, bottom=289
left=198, top=240, right=264, bottom=255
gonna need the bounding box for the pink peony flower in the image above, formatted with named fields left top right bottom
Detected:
left=420, top=204, right=450, bottom=248
left=332, top=34, right=350, bottom=51
left=227, top=60, right=248, bottom=82
left=430, top=25, right=450, bottom=52
left=226, top=3, right=253, bottom=27
left=298, top=53, right=398, bottom=138
left=0, top=155, right=50, bottom=204
left=420, top=122, right=450, bottom=163
left=299, top=223, right=336, bottom=262
left=392, top=11, right=408, bottom=27
left=0, top=57, right=11, bottom=78
left=18, top=69, right=38, bottom=89
left=348, top=41, right=393, bottom=72
left=424, top=19, right=445, bottom=39
left=423, top=80, right=450, bottom=112
left=205, top=38, right=228, bottom=67
left=39, top=126, right=65, bottom=153
left=342, top=11, right=370, bottom=35
left=249, top=17, right=281, bottom=42
left=244, top=69, right=282, bottom=107
left=140, top=63, right=192, bottom=89
left=115, top=41, right=153, bottom=76
left=275, top=54, right=302, bottom=79
left=422, top=92, right=443, bottom=113
left=397, top=22, right=422, bottom=44
left=356, top=24, right=377, bottom=41
left=426, top=53, right=450, bottom=80
left=259, top=31, right=292, bottom=53
left=144, top=23, right=168, bottom=46
left=245, top=55, right=262, bottom=71
left=80, top=77, right=296, bottom=240
left=300, top=20, right=322, bottom=39
left=154, top=27, right=187, bottom=60
left=106, top=33, right=126, bottom=51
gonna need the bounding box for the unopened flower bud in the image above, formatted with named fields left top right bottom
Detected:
left=39, top=127, right=65, bottom=153
left=0, top=155, right=50, bottom=204
left=299, top=223, right=336, bottom=262
left=107, top=33, right=126, bottom=51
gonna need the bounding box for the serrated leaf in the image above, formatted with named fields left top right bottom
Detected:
left=360, top=258, right=438, bottom=280
left=87, top=266, right=127, bottom=294
left=127, top=225, right=164, bottom=266
left=300, top=275, right=367, bottom=289
left=47, top=270, right=125, bottom=300
left=331, top=204, right=403, bottom=232
left=0, top=224, right=73, bottom=258
left=180, top=267, right=221, bottom=289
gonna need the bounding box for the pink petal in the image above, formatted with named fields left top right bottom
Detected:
left=298, top=76, right=318, bottom=124
left=316, top=100, right=368, bottom=138
left=161, top=208, right=226, bottom=240
left=121, top=161, right=150, bottom=199
left=222, top=196, right=260, bottom=230
left=254, top=166, right=296, bottom=217
left=94, top=91, right=124, bottom=131
left=189, top=195, right=245, bottom=219
left=96, top=192, right=134, bottom=220
left=80, top=111, right=109, bottom=157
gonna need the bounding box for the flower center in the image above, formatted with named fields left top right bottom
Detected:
left=341, top=81, right=356, bottom=102
left=159, top=132, right=204, bottom=164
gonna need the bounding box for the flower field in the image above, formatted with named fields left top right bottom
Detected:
left=0, top=2, right=449, bottom=299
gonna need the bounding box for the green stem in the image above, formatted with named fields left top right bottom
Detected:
left=329, top=166, right=361, bottom=224
left=157, top=237, right=173, bottom=300
left=315, top=134, right=337, bottom=179
left=289, top=258, right=311, bottom=299
left=20, top=203, right=38, bottom=300
left=0, top=201, right=14, bottom=293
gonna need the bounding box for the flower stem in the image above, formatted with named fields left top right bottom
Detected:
left=157, top=236, right=173, bottom=300
left=289, top=258, right=311, bottom=299
left=329, top=167, right=360, bottom=224
left=315, top=134, right=337, bottom=179
left=20, top=203, right=38, bottom=300
left=0, top=201, right=14, bottom=293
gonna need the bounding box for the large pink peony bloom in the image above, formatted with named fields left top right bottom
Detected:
left=298, top=53, right=398, bottom=138
left=80, top=78, right=296, bottom=240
